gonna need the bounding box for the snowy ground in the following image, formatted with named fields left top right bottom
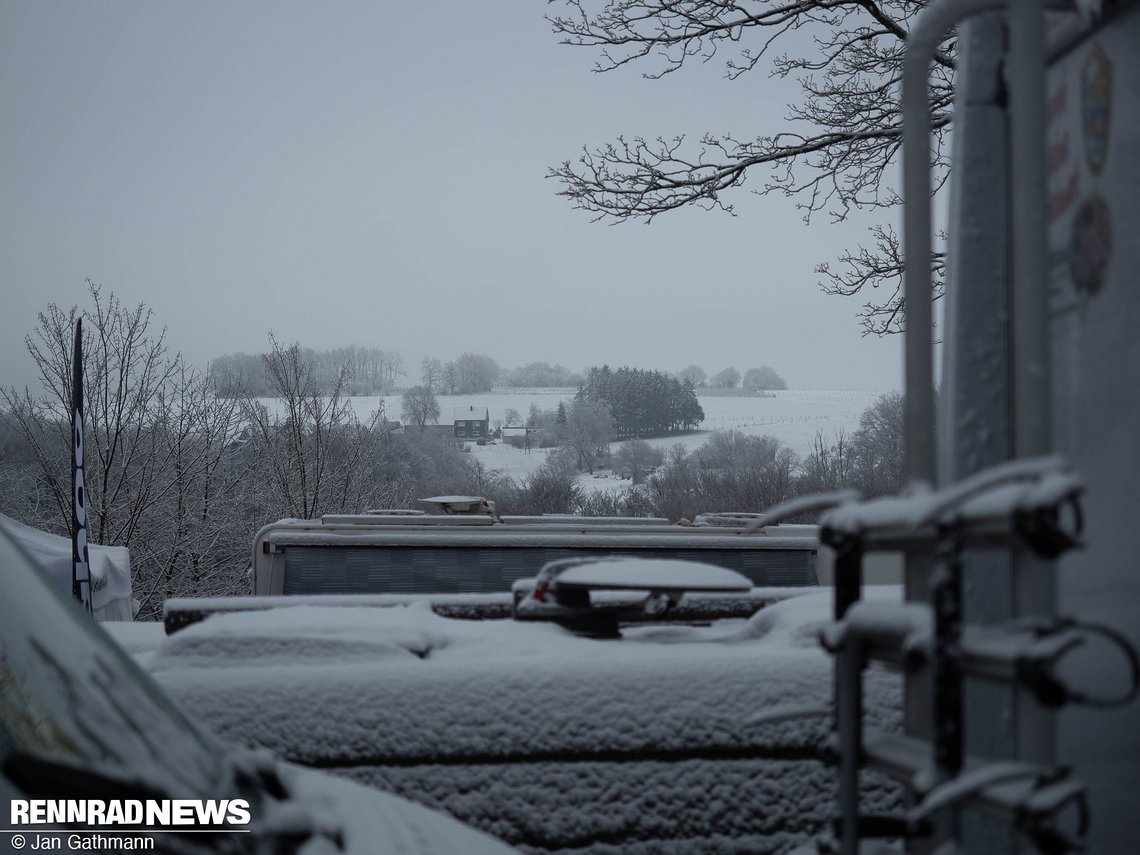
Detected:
left=343, top=388, right=888, bottom=496
left=106, top=586, right=904, bottom=853
left=358, top=389, right=884, bottom=459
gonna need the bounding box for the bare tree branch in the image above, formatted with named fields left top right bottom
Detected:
left=547, top=0, right=956, bottom=329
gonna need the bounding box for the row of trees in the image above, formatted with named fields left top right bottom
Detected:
left=676, top=364, right=788, bottom=392
left=501, top=362, right=583, bottom=388
left=420, top=353, right=500, bottom=395
left=211, top=346, right=406, bottom=397
left=576, top=365, right=704, bottom=438
left=214, top=347, right=790, bottom=400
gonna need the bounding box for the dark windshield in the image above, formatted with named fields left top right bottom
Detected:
left=0, top=521, right=223, bottom=796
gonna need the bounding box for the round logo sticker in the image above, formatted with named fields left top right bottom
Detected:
left=1069, top=194, right=1112, bottom=297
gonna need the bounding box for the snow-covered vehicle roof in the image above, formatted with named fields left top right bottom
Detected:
left=114, top=583, right=906, bottom=852
left=251, top=511, right=821, bottom=597
left=0, top=517, right=515, bottom=855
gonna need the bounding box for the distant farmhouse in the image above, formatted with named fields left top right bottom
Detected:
left=452, top=405, right=490, bottom=440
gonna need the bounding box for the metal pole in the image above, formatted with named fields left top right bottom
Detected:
left=838, top=639, right=864, bottom=855
left=902, top=0, right=1007, bottom=489
left=1008, top=0, right=1051, bottom=463
left=900, top=3, right=1003, bottom=851
left=1007, top=0, right=1056, bottom=784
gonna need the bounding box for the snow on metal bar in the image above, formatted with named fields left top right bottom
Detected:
left=908, top=761, right=1050, bottom=822
left=821, top=602, right=932, bottom=661
left=819, top=456, right=1080, bottom=537
left=744, top=490, right=862, bottom=532
left=958, top=623, right=1084, bottom=682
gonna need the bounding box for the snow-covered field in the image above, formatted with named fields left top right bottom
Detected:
left=358, top=389, right=884, bottom=457
left=347, top=388, right=887, bottom=487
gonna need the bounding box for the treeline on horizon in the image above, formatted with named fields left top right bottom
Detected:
left=210, top=346, right=787, bottom=399
left=209, top=349, right=583, bottom=397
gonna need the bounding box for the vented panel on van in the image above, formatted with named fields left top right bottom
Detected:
left=281, top=545, right=816, bottom=595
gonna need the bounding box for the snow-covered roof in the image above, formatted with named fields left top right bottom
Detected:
left=452, top=405, right=489, bottom=422
left=111, top=586, right=904, bottom=851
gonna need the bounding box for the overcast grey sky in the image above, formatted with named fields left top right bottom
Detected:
left=0, top=1, right=902, bottom=392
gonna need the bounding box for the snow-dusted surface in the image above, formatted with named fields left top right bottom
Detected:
left=3, top=511, right=136, bottom=620
left=109, top=586, right=904, bottom=852
left=280, top=762, right=517, bottom=855
left=551, top=557, right=752, bottom=592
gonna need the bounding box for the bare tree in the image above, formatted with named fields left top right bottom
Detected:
left=800, top=429, right=855, bottom=494
left=562, top=398, right=614, bottom=472
left=421, top=356, right=443, bottom=392
left=850, top=389, right=906, bottom=496
left=0, top=283, right=259, bottom=616
left=743, top=366, right=787, bottom=392
left=452, top=353, right=500, bottom=394
left=547, top=0, right=954, bottom=333
left=710, top=366, right=741, bottom=389
left=614, top=438, right=664, bottom=484
left=241, top=335, right=369, bottom=519
left=378, top=350, right=405, bottom=390
left=441, top=362, right=459, bottom=395
left=129, top=361, right=251, bottom=617
left=402, top=385, right=441, bottom=432
left=676, top=364, right=707, bottom=387
left=1, top=283, right=181, bottom=545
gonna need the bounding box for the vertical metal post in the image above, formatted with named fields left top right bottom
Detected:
left=901, top=64, right=938, bottom=488
left=900, top=3, right=1003, bottom=851
left=834, top=539, right=864, bottom=621
left=837, top=640, right=864, bottom=855
left=931, top=536, right=965, bottom=846
left=1008, top=0, right=1051, bottom=463
left=902, top=0, right=1006, bottom=484
left=1007, top=0, right=1056, bottom=785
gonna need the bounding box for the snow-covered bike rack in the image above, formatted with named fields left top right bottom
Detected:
left=804, top=0, right=1140, bottom=848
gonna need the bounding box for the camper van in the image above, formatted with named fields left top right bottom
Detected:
left=250, top=501, right=822, bottom=597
